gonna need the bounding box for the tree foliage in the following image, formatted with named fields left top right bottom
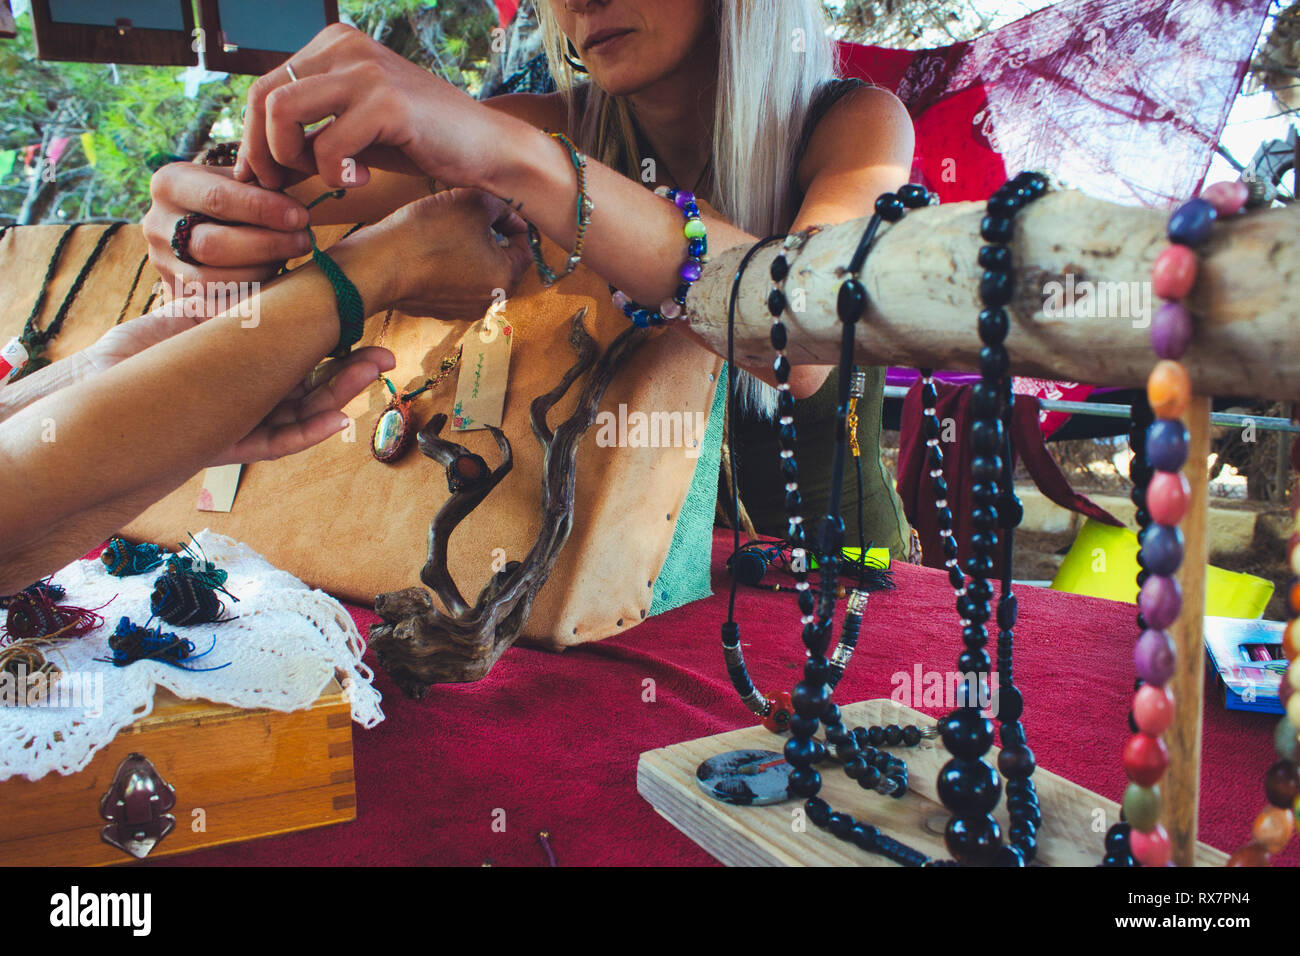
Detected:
left=3, top=0, right=1290, bottom=226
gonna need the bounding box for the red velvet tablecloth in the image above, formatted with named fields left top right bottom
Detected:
left=158, top=530, right=1296, bottom=867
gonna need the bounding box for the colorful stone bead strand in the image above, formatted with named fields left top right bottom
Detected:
left=608, top=186, right=708, bottom=327
left=936, top=170, right=1049, bottom=867
left=1226, top=492, right=1300, bottom=866
left=1100, top=394, right=1154, bottom=866
left=1118, top=179, right=1251, bottom=867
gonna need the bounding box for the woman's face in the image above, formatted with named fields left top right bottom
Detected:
left=548, top=0, right=714, bottom=96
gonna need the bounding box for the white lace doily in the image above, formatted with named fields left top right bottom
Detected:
left=0, top=530, right=384, bottom=782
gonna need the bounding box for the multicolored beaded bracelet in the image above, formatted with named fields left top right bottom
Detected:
left=1115, top=179, right=1251, bottom=867
left=607, top=186, right=708, bottom=327
left=527, top=130, right=592, bottom=287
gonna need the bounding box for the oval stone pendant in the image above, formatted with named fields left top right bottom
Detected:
left=371, top=399, right=414, bottom=463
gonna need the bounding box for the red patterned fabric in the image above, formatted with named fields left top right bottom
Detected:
left=896, top=378, right=1123, bottom=575
left=836, top=0, right=1271, bottom=437
left=1012, top=376, right=1096, bottom=438
left=835, top=0, right=1271, bottom=208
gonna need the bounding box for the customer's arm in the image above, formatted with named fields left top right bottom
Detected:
left=0, top=189, right=529, bottom=592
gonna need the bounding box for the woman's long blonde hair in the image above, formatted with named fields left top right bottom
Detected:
left=537, top=0, right=840, bottom=414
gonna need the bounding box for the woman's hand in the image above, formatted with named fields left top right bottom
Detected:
left=234, top=23, right=515, bottom=193
left=87, top=300, right=394, bottom=466
left=142, top=163, right=312, bottom=290
left=358, top=188, right=532, bottom=322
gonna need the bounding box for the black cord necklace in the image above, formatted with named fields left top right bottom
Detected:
left=12, top=222, right=126, bottom=381
left=777, top=184, right=941, bottom=865
left=719, top=231, right=885, bottom=730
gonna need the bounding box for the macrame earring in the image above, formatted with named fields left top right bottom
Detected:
left=564, top=37, right=589, bottom=74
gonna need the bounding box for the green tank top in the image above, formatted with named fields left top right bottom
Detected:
left=733, top=365, right=911, bottom=559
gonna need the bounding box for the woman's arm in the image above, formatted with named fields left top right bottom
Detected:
left=765, top=85, right=918, bottom=397
left=236, top=27, right=914, bottom=390
left=481, top=85, right=913, bottom=396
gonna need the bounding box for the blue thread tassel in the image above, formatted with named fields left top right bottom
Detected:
left=101, top=538, right=168, bottom=577
left=97, top=616, right=230, bottom=671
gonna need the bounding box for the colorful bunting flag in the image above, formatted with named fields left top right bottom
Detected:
left=495, top=1, right=518, bottom=31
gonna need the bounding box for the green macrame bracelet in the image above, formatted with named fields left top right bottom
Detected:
left=305, top=189, right=366, bottom=358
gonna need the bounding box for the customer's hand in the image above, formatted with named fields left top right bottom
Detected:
left=89, top=299, right=394, bottom=465
left=142, top=163, right=312, bottom=290
left=353, top=188, right=532, bottom=322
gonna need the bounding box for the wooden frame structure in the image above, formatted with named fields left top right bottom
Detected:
left=30, top=0, right=197, bottom=67
left=683, top=190, right=1299, bottom=866
left=196, top=0, right=338, bottom=74
left=0, top=1, right=17, bottom=40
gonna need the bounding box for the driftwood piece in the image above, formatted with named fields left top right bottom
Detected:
left=687, top=191, right=1300, bottom=402
left=369, top=308, right=649, bottom=696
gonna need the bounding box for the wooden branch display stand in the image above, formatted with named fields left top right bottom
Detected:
left=639, top=699, right=1228, bottom=866
left=638, top=194, right=1300, bottom=867
left=0, top=682, right=355, bottom=866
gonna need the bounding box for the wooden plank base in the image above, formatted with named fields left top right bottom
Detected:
left=638, top=698, right=1227, bottom=866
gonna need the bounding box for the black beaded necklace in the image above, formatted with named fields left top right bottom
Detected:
left=775, top=185, right=942, bottom=865
left=718, top=231, right=893, bottom=733
left=721, top=233, right=790, bottom=729
left=931, top=170, right=1048, bottom=866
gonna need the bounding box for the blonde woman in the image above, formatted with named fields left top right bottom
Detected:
left=141, top=0, right=916, bottom=548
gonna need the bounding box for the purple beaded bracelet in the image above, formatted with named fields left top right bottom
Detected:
left=608, top=186, right=708, bottom=328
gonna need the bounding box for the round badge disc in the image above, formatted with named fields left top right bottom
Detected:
left=695, top=749, right=792, bottom=806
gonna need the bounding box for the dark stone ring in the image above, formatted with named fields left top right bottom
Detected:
left=170, top=212, right=212, bottom=265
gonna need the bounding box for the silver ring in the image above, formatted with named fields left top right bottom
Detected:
left=285, top=62, right=299, bottom=83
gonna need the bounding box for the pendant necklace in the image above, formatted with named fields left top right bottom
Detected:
left=369, top=310, right=462, bottom=463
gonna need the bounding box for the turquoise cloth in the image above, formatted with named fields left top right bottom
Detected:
left=648, top=363, right=727, bottom=615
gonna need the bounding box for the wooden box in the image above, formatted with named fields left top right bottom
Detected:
left=0, top=682, right=356, bottom=866
left=639, top=697, right=1228, bottom=866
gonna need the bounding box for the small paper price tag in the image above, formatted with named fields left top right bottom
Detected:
left=196, top=463, right=242, bottom=513
left=452, top=311, right=513, bottom=431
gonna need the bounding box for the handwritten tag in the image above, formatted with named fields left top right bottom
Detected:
left=452, top=311, right=512, bottom=431
left=196, top=463, right=242, bottom=512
